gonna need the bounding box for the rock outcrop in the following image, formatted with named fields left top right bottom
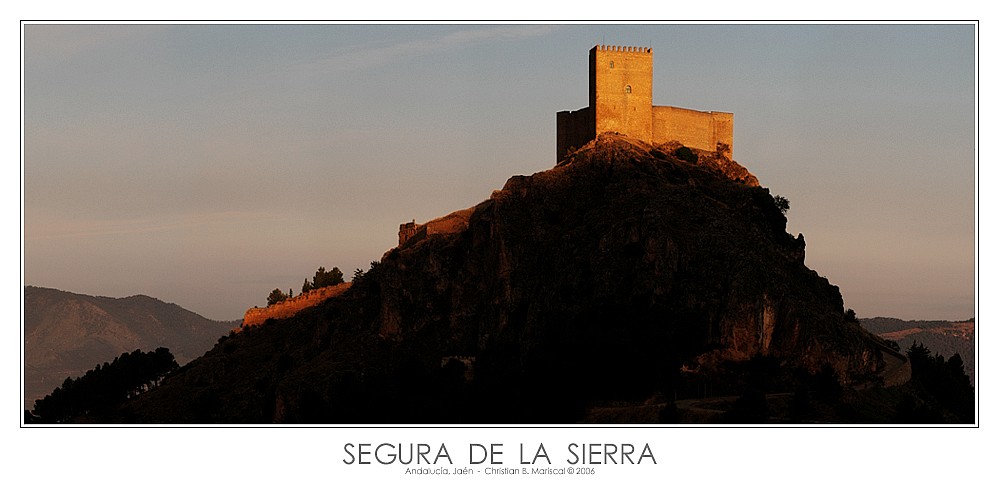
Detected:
left=111, top=134, right=899, bottom=423
left=371, top=133, right=879, bottom=381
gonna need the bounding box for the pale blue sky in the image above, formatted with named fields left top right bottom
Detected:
left=22, top=23, right=975, bottom=321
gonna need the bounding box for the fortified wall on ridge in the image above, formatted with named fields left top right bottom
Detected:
left=556, top=45, right=733, bottom=162
left=241, top=283, right=352, bottom=329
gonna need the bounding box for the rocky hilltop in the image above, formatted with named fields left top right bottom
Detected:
left=112, top=134, right=901, bottom=423
left=23, top=286, right=237, bottom=410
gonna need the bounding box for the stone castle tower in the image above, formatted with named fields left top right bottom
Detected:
left=556, top=45, right=733, bottom=161
left=399, top=220, right=417, bottom=246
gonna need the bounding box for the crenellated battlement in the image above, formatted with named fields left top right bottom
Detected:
left=595, top=45, right=652, bottom=53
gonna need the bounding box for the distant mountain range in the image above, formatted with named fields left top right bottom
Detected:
left=860, top=317, right=975, bottom=383
left=23, top=286, right=239, bottom=410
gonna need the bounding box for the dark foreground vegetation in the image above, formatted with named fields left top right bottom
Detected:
left=26, top=348, right=178, bottom=423
left=26, top=336, right=973, bottom=424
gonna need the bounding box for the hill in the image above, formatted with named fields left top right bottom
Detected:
left=107, top=134, right=901, bottom=423
left=23, top=286, right=238, bottom=409
left=860, top=317, right=975, bottom=383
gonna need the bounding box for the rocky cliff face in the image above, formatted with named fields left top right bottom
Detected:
left=114, top=134, right=896, bottom=423
left=374, top=134, right=879, bottom=376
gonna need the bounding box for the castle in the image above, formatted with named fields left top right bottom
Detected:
left=242, top=46, right=737, bottom=334
left=556, top=45, right=733, bottom=161
left=395, top=46, right=737, bottom=249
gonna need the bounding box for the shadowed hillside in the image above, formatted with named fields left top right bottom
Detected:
left=100, top=134, right=905, bottom=423
left=861, top=317, right=974, bottom=383
left=23, top=286, right=238, bottom=409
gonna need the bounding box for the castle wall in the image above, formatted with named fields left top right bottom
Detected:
left=241, top=283, right=352, bottom=329
left=652, top=106, right=733, bottom=158
left=556, top=107, right=593, bottom=161
left=712, top=111, right=734, bottom=158
left=425, top=207, right=473, bottom=236
left=591, top=46, right=653, bottom=142
left=397, top=207, right=475, bottom=248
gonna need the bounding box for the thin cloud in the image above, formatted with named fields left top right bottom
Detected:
left=26, top=211, right=281, bottom=241
left=300, top=25, right=561, bottom=74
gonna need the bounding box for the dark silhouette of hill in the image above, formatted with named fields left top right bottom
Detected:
left=104, top=134, right=903, bottom=423
left=861, top=317, right=974, bottom=383
left=23, top=286, right=238, bottom=409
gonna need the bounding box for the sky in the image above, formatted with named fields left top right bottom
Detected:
left=21, top=23, right=976, bottom=321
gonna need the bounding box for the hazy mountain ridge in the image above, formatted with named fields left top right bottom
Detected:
left=106, top=134, right=909, bottom=423
left=23, top=286, right=238, bottom=409
left=860, top=317, right=974, bottom=382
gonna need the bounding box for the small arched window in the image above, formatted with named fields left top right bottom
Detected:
left=625, top=85, right=632, bottom=94
left=609, top=61, right=614, bottom=68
